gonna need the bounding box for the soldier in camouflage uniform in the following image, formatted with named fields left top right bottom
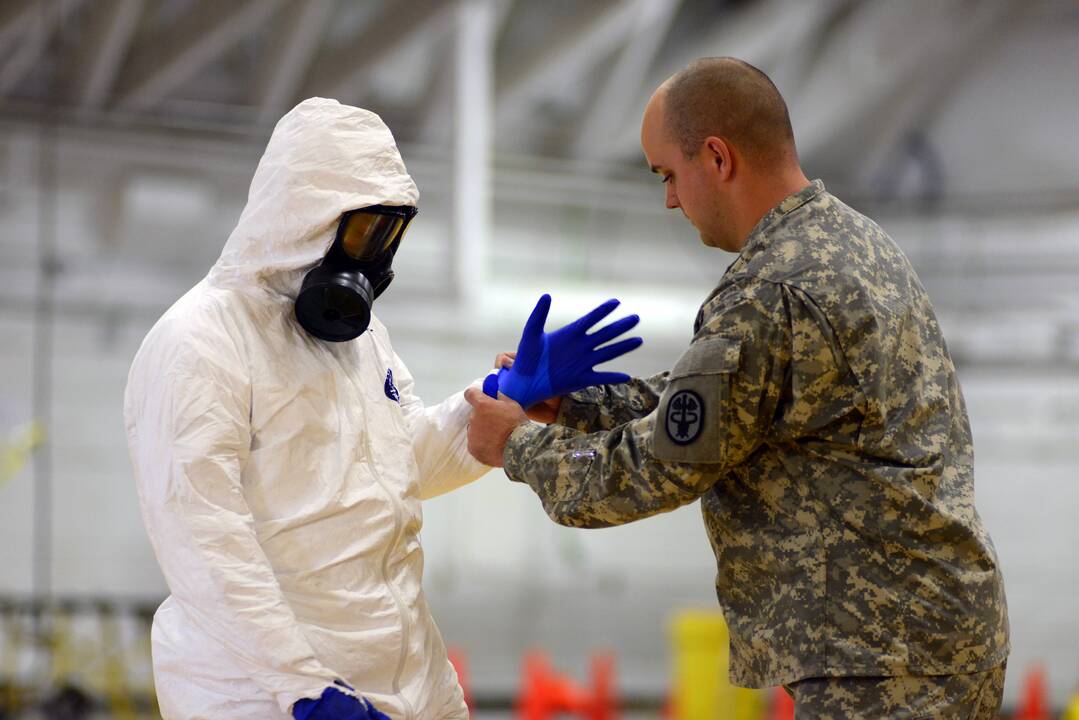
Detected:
left=465, top=57, right=1008, bottom=719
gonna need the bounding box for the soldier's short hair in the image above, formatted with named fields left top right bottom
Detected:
left=663, top=57, right=797, bottom=166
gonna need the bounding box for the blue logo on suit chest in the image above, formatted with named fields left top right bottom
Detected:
left=384, top=368, right=400, bottom=403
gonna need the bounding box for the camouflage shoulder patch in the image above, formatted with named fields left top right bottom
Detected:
left=652, top=336, right=741, bottom=464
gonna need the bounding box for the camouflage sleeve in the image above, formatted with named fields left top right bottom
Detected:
left=554, top=371, right=670, bottom=432
left=504, top=284, right=791, bottom=528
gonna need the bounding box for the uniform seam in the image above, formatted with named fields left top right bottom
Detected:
left=757, top=278, right=869, bottom=433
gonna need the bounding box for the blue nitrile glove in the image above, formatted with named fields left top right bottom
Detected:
left=483, top=294, right=642, bottom=407
left=292, top=686, right=391, bottom=720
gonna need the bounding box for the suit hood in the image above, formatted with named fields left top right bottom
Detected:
left=208, top=98, right=418, bottom=296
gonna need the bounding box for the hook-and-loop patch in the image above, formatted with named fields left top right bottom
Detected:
left=652, top=336, right=741, bottom=464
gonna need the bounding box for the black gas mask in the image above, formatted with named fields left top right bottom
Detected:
left=295, top=204, right=417, bottom=342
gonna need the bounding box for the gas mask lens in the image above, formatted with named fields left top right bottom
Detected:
left=341, top=211, right=407, bottom=261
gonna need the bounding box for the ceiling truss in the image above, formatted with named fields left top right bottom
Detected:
left=0, top=0, right=1060, bottom=180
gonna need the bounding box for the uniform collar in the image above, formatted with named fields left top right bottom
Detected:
left=734, top=179, right=825, bottom=267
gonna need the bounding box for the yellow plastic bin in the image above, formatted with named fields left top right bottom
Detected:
left=670, top=610, right=764, bottom=720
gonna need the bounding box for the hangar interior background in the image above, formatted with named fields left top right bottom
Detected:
left=1, top=0, right=1078, bottom=714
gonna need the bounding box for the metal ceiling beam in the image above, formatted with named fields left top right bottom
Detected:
left=420, top=0, right=515, bottom=146
left=253, top=0, right=336, bottom=125
left=599, top=0, right=846, bottom=162
left=451, top=0, right=497, bottom=305
left=302, top=0, right=449, bottom=102
left=116, top=0, right=284, bottom=111
left=747, top=7, right=839, bottom=111
left=417, top=28, right=455, bottom=145
left=0, top=0, right=87, bottom=95
left=788, top=0, right=1019, bottom=175
left=70, top=0, right=145, bottom=110
left=0, top=0, right=39, bottom=53
left=844, top=1, right=1023, bottom=189
left=571, top=0, right=683, bottom=160
left=494, top=0, right=643, bottom=129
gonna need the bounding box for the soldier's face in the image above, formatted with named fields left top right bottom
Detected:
left=641, top=95, right=738, bottom=251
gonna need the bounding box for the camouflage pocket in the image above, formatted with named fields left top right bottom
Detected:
left=651, top=336, right=741, bottom=464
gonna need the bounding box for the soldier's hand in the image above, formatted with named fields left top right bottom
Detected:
left=493, top=351, right=516, bottom=369
left=464, top=387, right=528, bottom=468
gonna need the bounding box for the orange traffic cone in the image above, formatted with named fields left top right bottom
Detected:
left=1013, top=665, right=1050, bottom=720
left=768, top=686, right=795, bottom=720
left=516, top=651, right=618, bottom=720
left=659, top=694, right=673, bottom=720
left=590, top=653, right=616, bottom=720
left=448, top=647, right=473, bottom=715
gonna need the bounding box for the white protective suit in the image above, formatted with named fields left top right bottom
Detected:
left=123, top=98, right=488, bottom=720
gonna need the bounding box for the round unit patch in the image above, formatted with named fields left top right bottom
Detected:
left=666, top=389, right=704, bottom=446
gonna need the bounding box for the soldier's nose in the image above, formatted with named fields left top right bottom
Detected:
left=666, top=185, right=679, bottom=209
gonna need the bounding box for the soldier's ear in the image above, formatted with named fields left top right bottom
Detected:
left=703, top=136, right=733, bottom=182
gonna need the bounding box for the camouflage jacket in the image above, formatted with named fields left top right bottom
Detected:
left=503, top=180, right=1009, bottom=687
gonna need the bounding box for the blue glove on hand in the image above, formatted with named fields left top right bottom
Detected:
left=483, top=294, right=642, bottom=408
left=292, top=686, right=391, bottom=720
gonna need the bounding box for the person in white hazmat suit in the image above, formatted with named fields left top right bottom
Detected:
left=124, top=97, right=476, bottom=720
left=124, top=98, right=643, bottom=720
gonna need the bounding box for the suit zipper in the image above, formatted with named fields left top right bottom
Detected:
left=352, top=332, right=416, bottom=720
left=364, top=433, right=417, bottom=720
